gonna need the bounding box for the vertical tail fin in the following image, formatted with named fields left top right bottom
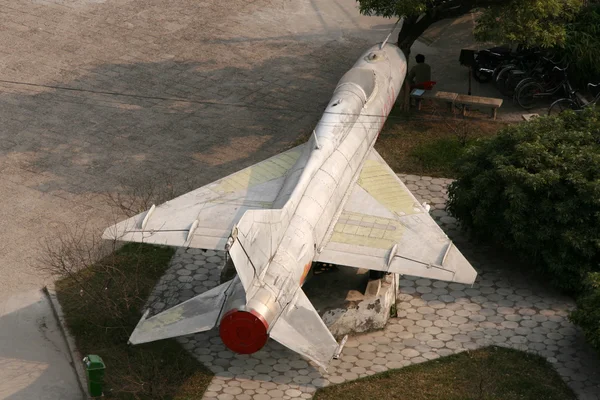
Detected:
left=231, top=208, right=290, bottom=288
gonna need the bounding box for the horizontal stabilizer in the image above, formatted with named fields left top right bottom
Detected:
left=129, top=278, right=243, bottom=344
left=269, top=288, right=339, bottom=370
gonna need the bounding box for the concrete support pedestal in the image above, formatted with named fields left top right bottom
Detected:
left=303, top=265, right=399, bottom=337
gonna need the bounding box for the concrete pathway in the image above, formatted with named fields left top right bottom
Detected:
left=147, top=176, right=600, bottom=400
left=0, top=290, right=82, bottom=400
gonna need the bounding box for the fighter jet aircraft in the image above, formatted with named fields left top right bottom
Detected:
left=103, top=43, right=477, bottom=369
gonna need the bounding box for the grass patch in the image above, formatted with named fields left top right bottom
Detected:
left=55, top=243, right=213, bottom=399
left=287, top=111, right=506, bottom=178
left=375, top=114, right=506, bottom=177
left=409, top=137, right=469, bottom=176
left=315, top=346, right=575, bottom=400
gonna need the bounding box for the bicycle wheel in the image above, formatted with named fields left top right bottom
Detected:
left=517, top=82, right=544, bottom=109
left=495, top=64, right=515, bottom=85
left=492, top=65, right=504, bottom=82
left=495, top=65, right=516, bottom=96
left=503, top=71, right=524, bottom=97
left=548, top=98, right=578, bottom=116
left=513, top=77, right=534, bottom=101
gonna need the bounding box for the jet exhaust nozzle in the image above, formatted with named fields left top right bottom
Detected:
left=219, top=308, right=269, bottom=354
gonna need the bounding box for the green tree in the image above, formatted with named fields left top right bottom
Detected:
left=557, top=3, right=600, bottom=87
left=357, top=0, right=582, bottom=56
left=446, top=107, right=600, bottom=293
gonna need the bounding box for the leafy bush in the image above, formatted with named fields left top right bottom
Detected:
left=446, top=107, right=600, bottom=293
left=558, top=4, right=600, bottom=88
left=570, top=273, right=600, bottom=350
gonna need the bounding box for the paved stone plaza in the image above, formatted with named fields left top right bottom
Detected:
left=147, top=176, right=600, bottom=400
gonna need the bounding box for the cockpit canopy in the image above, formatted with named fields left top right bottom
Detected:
left=334, top=68, right=376, bottom=104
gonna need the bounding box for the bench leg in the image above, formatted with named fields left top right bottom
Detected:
left=462, top=105, right=467, bottom=117
left=492, top=107, right=497, bottom=120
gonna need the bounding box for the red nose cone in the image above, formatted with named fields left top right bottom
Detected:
left=219, top=309, right=269, bottom=354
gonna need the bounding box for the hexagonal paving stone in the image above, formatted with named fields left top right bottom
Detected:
left=144, top=178, right=599, bottom=400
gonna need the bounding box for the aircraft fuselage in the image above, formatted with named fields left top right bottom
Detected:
left=220, top=45, right=407, bottom=353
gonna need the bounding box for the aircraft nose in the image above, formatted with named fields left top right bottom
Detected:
left=219, top=309, right=269, bottom=354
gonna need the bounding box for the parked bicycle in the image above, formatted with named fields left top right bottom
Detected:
left=548, top=83, right=600, bottom=115
left=494, top=50, right=541, bottom=95
left=493, top=49, right=556, bottom=97
left=472, top=46, right=512, bottom=83
left=515, top=66, right=571, bottom=110
left=511, top=56, right=565, bottom=99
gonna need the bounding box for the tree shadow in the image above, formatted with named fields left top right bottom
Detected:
left=0, top=39, right=371, bottom=199
left=0, top=292, right=82, bottom=400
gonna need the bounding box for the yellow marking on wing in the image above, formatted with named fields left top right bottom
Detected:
left=358, top=160, right=420, bottom=216
left=342, top=224, right=359, bottom=235
left=370, top=228, right=385, bottom=239
left=140, top=308, right=184, bottom=332
left=356, top=226, right=372, bottom=236
left=212, top=148, right=302, bottom=195
left=375, top=217, right=391, bottom=226
left=330, top=232, right=398, bottom=249
left=348, top=213, right=361, bottom=221
left=330, top=211, right=405, bottom=250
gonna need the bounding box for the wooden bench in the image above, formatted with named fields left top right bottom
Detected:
left=455, top=94, right=503, bottom=120
left=410, top=90, right=458, bottom=111
left=411, top=90, right=503, bottom=120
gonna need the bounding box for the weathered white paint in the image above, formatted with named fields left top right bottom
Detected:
left=103, top=44, right=477, bottom=369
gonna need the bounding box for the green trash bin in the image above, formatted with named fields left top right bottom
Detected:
left=83, top=355, right=105, bottom=397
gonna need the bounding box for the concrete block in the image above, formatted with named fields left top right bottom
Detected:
left=303, top=265, right=399, bottom=337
